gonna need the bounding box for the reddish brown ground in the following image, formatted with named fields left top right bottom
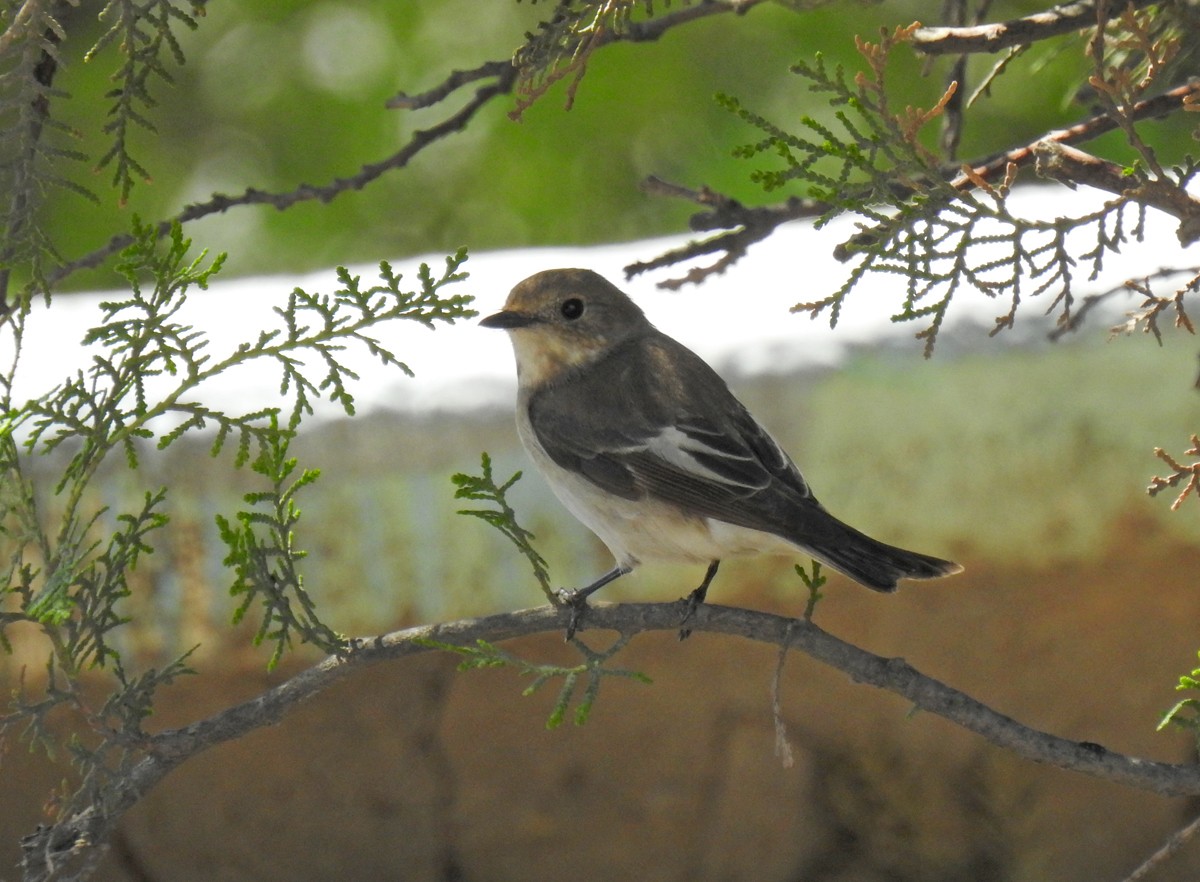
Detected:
left=6, top=515, right=1200, bottom=881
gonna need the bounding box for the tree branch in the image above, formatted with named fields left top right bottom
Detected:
left=1034, top=140, right=1200, bottom=245
left=386, top=59, right=515, bottom=110
left=43, top=0, right=770, bottom=293
left=632, top=79, right=1200, bottom=284
left=952, top=80, right=1200, bottom=192
left=912, top=0, right=1159, bottom=55
left=596, top=0, right=767, bottom=45
left=21, top=600, right=1200, bottom=881
left=1122, top=812, right=1200, bottom=882
left=1045, top=265, right=1200, bottom=340
left=43, top=63, right=517, bottom=290
left=834, top=79, right=1200, bottom=262
left=625, top=176, right=829, bottom=287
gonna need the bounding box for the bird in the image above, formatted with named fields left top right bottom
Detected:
left=480, top=268, right=961, bottom=635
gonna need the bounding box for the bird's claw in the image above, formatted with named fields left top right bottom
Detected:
left=677, top=587, right=705, bottom=641
left=555, top=588, right=589, bottom=640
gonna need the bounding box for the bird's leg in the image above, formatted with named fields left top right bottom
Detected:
left=678, top=559, right=720, bottom=641
left=556, top=565, right=632, bottom=639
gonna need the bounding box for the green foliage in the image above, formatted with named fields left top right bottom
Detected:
left=0, top=0, right=80, bottom=292
left=1157, top=651, right=1200, bottom=749
left=216, top=429, right=338, bottom=669
left=0, top=216, right=474, bottom=829
left=419, top=635, right=651, bottom=729
left=88, top=0, right=205, bottom=204
left=0, top=0, right=204, bottom=295
left=511, top=0, right=662, bottom=118
left=448, top=453, right=659, bottom=725
left=794, top=560, right=825, bottom=621
left=453, top=452, right=553, bottom=602
left=23, top=219, right=225, bottom=482
left=718, top=26, right=1187, bottom=355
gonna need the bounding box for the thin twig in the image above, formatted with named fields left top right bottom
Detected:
left=1046, top=266, right=1200, bottom=340
left=1118, top=812, right=1200, bottom=882
left=935, top=0, right=972, bottom=159
left=387, top=59, right=514, bottom=110
left=634, top=79, right=1200, bottom=282
left=626, top=176, right=828, bottom=287
left=1034, top=140, right=1200, bottom=245
left=45, top=64, right=517, bottom=288
left=952, top=79, right=1200, bottom=190
left=599, top=0, right=767, bottom=44
left=912, top=0, right=1159, bottom=55
left=831, top=79, right=1200, bottom=261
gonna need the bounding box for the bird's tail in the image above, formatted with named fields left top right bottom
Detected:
left=803, top=520, right=962, bottom=592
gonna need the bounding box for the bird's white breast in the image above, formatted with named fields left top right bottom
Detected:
left=515, top=399, right=798, bottom=569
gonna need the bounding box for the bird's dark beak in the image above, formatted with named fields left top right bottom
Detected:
left=480, top=309, right=539, bottom=330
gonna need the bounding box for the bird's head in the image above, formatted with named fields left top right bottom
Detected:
left=481, top=268, right=651, bottom=386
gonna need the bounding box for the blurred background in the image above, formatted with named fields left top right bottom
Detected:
left=43, top=0, right=1198, bottom=285
left=6, top=0, right=1200, bottom=879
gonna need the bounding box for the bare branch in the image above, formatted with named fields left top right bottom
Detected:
left=509, top=0, right=767, bottom=121
left=1034, top=140, right=1200, bottom=245
left=387, top=59, right=514, bottom=110
left=1121, top=813, right=1200, bottom=882
left=626, top=176, right=829, bottom=287
left=933, top=0, right=984, bottom=160
left=635, top=79, right=1200, bottom=285
left=44, top=64, right=517, bottom=289
left=912, top=0, right=1158, bottom=56
left=829, top=79, right=1200, bottom=264
left=21, top=600, right=1200, bottom=880
left=953, top=79, right=1200, bottom=191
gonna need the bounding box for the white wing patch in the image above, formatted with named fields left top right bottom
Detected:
left=628, top=425, right=763, bottom=490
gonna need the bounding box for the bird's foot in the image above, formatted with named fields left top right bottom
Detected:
left=554, top=588, right=590, bottom=640
left=678, top=560, right=719, bottom=641
left=677, top=560, right=720, bottom=640
left=677, top=586, right=706, bottom=641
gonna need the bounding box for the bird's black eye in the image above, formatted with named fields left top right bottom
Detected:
left=560, top=297, right=585, bottom=320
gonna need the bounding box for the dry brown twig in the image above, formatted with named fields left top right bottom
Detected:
left=951, top=80, right=1200, bottom=191
left=1046, top=266, right=1200, bottom=340
left=911, top=0, right=1159, bottom=56
left=1033, top=140, right=1200, bottom=246
left=1111, top=271, right=1199, bottom=343
left=1149, top=435, right=1200, bottom=510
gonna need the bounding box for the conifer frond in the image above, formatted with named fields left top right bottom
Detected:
left=90, top=0, right=202, bottom=204
left=0, top=0, right=73, bottom=300
left=511, top=0, right=687, bottom=118
left=721, top=27, right=1186, bottom=354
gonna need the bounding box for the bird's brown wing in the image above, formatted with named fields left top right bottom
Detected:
left=527, top=331, right=829, bottom=539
